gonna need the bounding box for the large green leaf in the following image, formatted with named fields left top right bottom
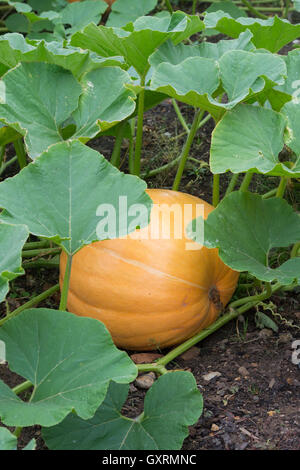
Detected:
left=204, top=13, right=300, bottom=53
left=0, top=308, right=137, bottom=427
left=188, top=192, right=300, bottom=284
left=72, top=67, right=136, bottom=137
left=150, top=50, right=286, bottom=121
left=210, top=104, right=300, bottom=177
left=43, top=371, right=203, bottom=450
left=149, top=30, right=255, bottom=67
left=0, top=62, right=135, bottom=158
left=107, top=0, right=158, bottom=28
left=0, top=33, right=125, bottom=79
left=0, top=222, right=28, bottom=302
left=0, top=140, right=151, bottom=255
left=70, top=12, right=204, bottom=77
left=0, top=62, right=82, bottom=158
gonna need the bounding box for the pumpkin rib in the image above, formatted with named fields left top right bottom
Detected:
left=94, top=246, right=208, bottom=290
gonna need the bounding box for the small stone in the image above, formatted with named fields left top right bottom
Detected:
left=135, top=372, right=156, bottom=390
left=268, top=378, right=275, bottom=389
left=129, top=384, right=137, bottom=393
left=211, top=423, right=220, bottom=432
left=179, top=346, right=200, bottom=361
left=203, top=371, right=221, bottom=382
left=238, top=366, right=249, bottom=377
left=258, top=328, right=273, bottom=339
left=278, top=332, right=293, bottom=345
left=130, top=353, right=163, bottom=364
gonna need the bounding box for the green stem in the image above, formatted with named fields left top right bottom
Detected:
left=229, top=282, right=272, bottom=309
left=0, top=155, right=17, bottom=176
left=262, top=188, right=277, bottom=199
left=0, top=284, right=60, bottom=327
left=276, top=176, right=288, bottom=198
left=239, top=172, right=253, bottom=192
left=137, top=363, right=168, bottom=375
left=284, top=0, right=291, bottom=17
left=0, top=145, right=4, bottom=167
left=239, top=0, right=268, bottom=18
left=13, top=138, right=27, bottom=170
left=23, top=240, right=51, bottom=250
left=192, top=0, right=198, bottom=14
left=172, top=109, right=204, bottom=191
left=212, top=174, right=220, bottom=207
left=197, top=112, right=211, bottom=130
left=59, top=254, right=72, bottom=311
left=164, top=0, right=173, bottom=14
left=12, top=380, right=33, bottom=395
left=133, top=76, right=146, bottom=176
left=172, top=99, right=190, bottom=133
left=291, top=242, right=300, bottom=258
left=23, top=259, right=59, bottom=269
left=128, top=118, right=136, bottom=174
left=225, top=173, right=239, bottom=196
left=22, top=247, right=61, bottom=258
left=155, top=282, right=281, bottom=368
left=110, top=121, right=127, bottom=168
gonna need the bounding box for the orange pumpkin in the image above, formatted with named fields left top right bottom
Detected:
left=60, top=189, right=239, bottom=351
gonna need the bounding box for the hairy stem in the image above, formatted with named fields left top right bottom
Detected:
left=172, top=109, right=204, bottom=191
left=13, top=138, right=27, bottom=170
left=133, top=76, right=146, bottom=176
left=59, top=254, right=72, bottom=311
left=172, top=99, right=190, bottom=133
left=239, top=172, right=253, bottom=192
left=110, top=121, right=127, bottom=168
left=240, top=0, right=268, bottom=18
left=212, top=174, right=220, bottom=207
left=276, top=176, right=288, bottom=198
left=225, top=173, right=239, bottom=196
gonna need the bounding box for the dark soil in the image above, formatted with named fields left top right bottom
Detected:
left=1, top=18, right=300, bottom=450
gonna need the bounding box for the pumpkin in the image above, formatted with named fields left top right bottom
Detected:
left=60, top=189, right=239, bottom=351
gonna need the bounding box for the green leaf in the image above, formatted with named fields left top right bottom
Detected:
left=149, top=30, right=255, bottom=67
left=0, top=308, right=137, bottom=427
left=72, top=67, right=136, bottom=136
left=0, top=140, right=151, bottom=255
left=107, top=0, right=158, bottom=28
left=188, top=192, right=300, bottom=283
left=210, top=104, right=300, bottom=177
left=0, top=61, right=135, bottom=157
left=150, top=56, right=221, bottom=119
left=70, top=12, right=204, bottom=77
left=204, top=14, right=300, bottom=53
left=0, top=62, right=82, bottom=158
left=0, top=33, right=125, bottom=79
left=43, top=371, right=203, bottom=450
left=0, top=222, right=28, bottom=302
left=150, top=49, right=286, bottom=120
